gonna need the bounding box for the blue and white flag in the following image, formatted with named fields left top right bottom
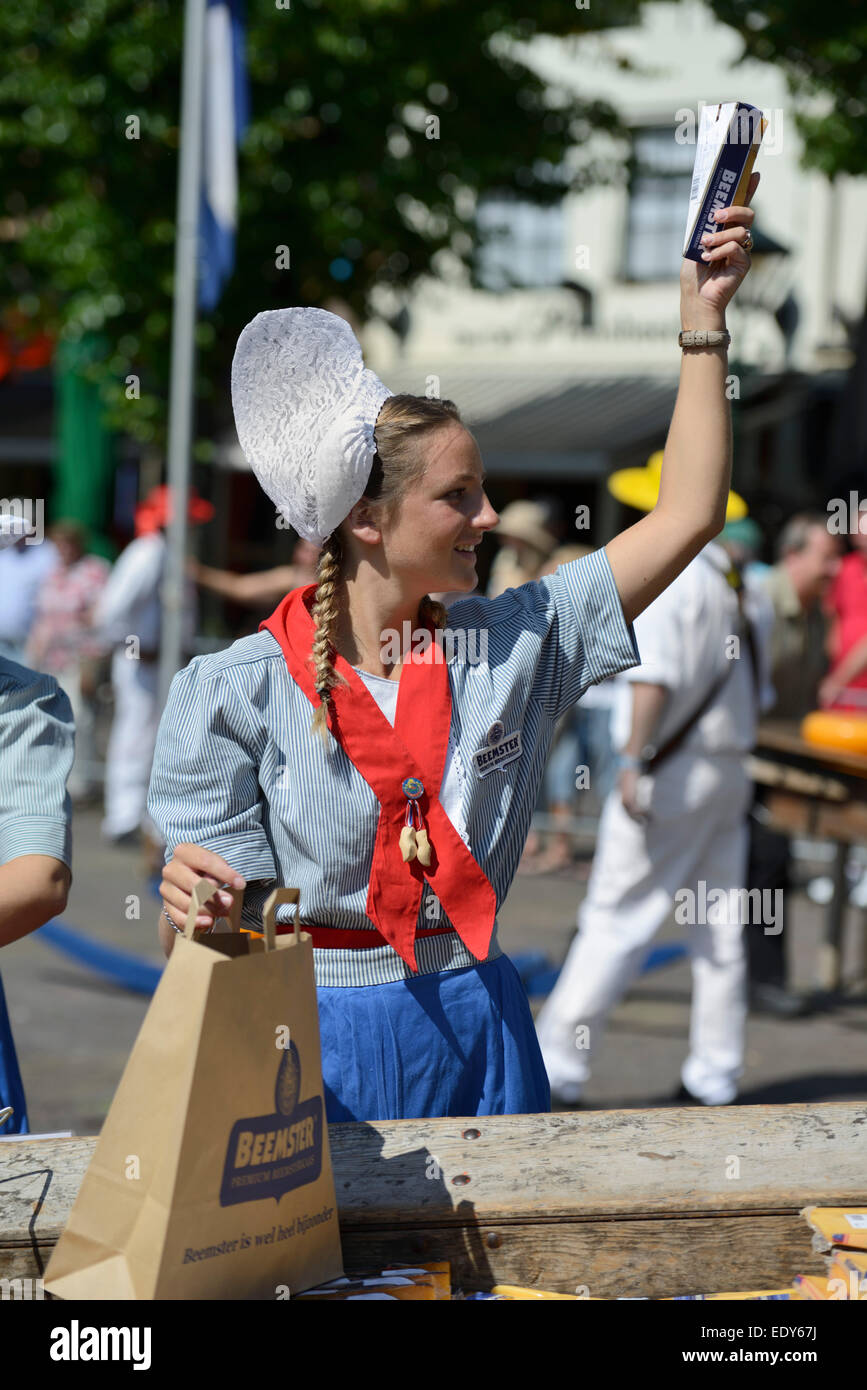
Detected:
left=199, top=0, right=250, bottom=312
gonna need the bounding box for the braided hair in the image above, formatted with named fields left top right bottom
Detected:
left=309, top=394, right=460, bottom=747
left=309, top=531, right=349, bottom=745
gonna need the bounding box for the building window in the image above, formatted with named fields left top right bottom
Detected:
left=474, top=195, right=566, bottom=291
left=624, top=126, right=694, bottom=281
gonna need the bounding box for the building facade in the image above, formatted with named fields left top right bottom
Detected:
left=359, top=0, right=866, bottom=551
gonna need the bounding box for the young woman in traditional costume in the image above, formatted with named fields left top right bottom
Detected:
left=151, top=178, right=758, bottom=1121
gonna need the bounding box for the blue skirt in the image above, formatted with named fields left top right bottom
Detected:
left=316, top=954, right=551, bottom=1122
left=0, top=971, right=28, bottom=1134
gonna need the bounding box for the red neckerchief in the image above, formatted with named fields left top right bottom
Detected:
left=260, top=586, right=497, bottom=973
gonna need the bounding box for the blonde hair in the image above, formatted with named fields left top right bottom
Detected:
left=309, top=394, right=461, bottom=746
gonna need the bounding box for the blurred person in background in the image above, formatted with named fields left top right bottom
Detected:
left=189, top=535, right=319, bottom=615
left=520, top=544, right=618, bottom=875
left=433, top=496, right=562, bottom=612
left=485, top=499, right=558, bottom=599
left=820, top=517, right=867, bottom=711
left=719, top=516, right=770, bottom=583
left=0, top=527, right=58, bottom=663
left=759, top=513, right=842, bottom=720
left=93, top=485, right=214, bottom=851
left=0, top=515, right=74, bottom=1136
left=745, top=513, right=844, bottom=1015
left=811, top=511, right=867, bottom=912
left=536, top=454, right=773, bottom=1107
left=26, top=520, right=110, bottom=802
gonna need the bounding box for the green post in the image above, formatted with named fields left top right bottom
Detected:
left=52, top=332, right=116, bottom=559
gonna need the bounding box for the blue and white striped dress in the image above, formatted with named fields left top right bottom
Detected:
left=148, top=547, right=639, bottom=1121
left=0, top=656, right=75, bottom=1134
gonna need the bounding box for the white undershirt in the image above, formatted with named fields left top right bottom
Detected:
left=353, top=667, right=471, bottom=847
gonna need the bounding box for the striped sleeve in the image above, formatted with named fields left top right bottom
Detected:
left=451, top=545, right=640, bottom=722
left=147, top=658, right=277, bottom=884
left=0, top=661, right=73, bottom=867
left=540, top=545, right=641, bottom=708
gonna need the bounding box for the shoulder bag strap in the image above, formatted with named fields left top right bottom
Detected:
left=643, top=563, right=758, bottom=771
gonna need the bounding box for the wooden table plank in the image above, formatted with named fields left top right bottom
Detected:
left=764, top=789, right=867, bottom=843
left=754, top=722, right=867, bottom=990
left=3, top=1105, right=866, bottom=1233
left=338, top=1213, right=829, bottom=1299
left=3, top=1106, right=865, bottom=1297
left=757, top=721, right=867, bottom=780
left=327, top=1104, right=867, bottom=1221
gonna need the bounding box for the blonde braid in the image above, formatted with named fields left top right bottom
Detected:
left=310, top=533, right=349, bottom=748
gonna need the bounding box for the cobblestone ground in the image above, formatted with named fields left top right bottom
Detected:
left=2, top=806, right=866, bottom=1135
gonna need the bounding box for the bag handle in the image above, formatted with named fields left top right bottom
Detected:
left=183, top=878, right=243, bottom=939
left=262, top=887, right=301, bottom=952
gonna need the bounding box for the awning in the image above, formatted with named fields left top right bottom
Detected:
left=212, top=366, right=787, bottom=478
left=463, top=373, right=681, bottom=475
left=382, top=367, right=675, bottom=476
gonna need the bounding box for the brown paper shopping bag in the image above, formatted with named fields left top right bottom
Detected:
left=45, top=883, right=343, bottom=1300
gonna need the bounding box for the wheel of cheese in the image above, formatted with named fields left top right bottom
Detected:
left=801, top=710, right=867, bottom=755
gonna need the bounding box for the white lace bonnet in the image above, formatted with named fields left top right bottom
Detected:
left=230, top=307, right=393, bottom=546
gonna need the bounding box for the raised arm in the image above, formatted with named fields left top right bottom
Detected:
left=190, top=560, right=303, bottom=608
left=606, top=172, right=759, bottom=627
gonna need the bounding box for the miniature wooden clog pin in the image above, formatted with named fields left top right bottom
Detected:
left=400, top=777, right=427, bottom=865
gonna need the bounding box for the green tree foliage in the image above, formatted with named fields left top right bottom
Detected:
left=707, top=0, right=867, bottom=179
left=0, top=0, right=642, bottom=447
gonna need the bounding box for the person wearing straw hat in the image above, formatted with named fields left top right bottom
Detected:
left=486, top=499, right=558, bottom=600
left=149, top=175, right=758, bottom=1121
left=0, top=515, right=74, bottom=1134
left=535, top=450, right=775, bottom=1106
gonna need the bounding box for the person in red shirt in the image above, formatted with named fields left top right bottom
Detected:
left=820, top=521, right=867, bottom=710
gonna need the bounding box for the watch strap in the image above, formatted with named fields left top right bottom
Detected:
left=678, top=329, right=731, bottom=349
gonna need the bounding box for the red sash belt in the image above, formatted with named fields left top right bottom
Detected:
left=303, top=924, right=455, bottom=950
left=246, top=924, right=456, bottom=949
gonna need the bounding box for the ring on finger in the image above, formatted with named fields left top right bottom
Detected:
left=742, top=232, right=754, bottom=252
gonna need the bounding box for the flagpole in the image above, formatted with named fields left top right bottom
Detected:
left=159, top=0, right=207, bottom=710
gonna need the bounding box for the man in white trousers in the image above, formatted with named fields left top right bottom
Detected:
left=536, top=456, right=773, bottom=1107
left=94, top=486, right=213, bottom=845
